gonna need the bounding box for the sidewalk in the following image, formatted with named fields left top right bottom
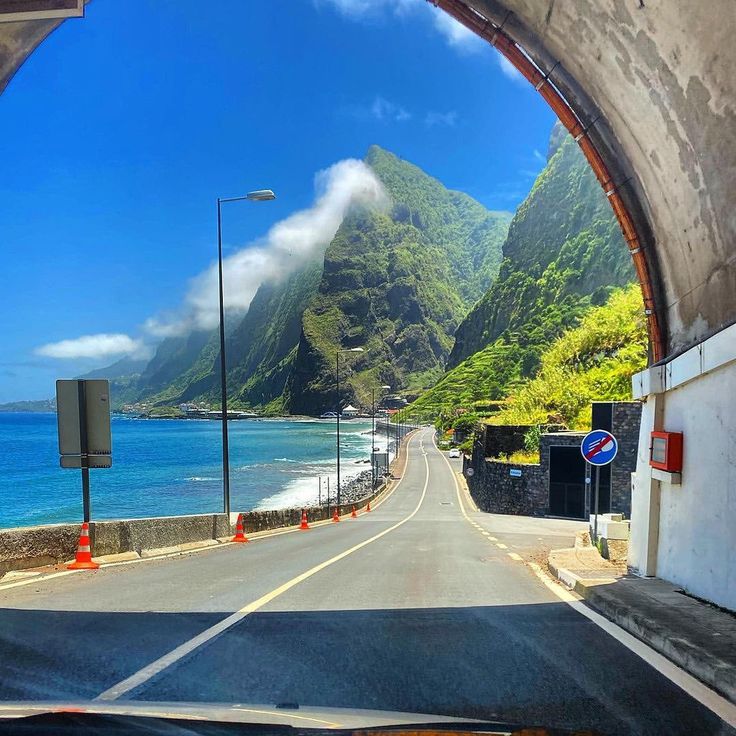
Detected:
left=549, top=536, right=736, bottom=705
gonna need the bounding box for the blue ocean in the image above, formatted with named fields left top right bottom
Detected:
left=0, top=413, right=390, bottom=529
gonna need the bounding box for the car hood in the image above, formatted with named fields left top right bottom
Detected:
left=0, top=701, right=594, bottom=735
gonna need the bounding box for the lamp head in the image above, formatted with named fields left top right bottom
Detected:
left=246, top=189, right=276, bottom=201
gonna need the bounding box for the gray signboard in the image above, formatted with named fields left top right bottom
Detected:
left=56, top=379, right=112, bottom=522
left=56, top=379, right=112, bottom=458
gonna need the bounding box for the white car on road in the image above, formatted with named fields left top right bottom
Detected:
left=448, top=448, right=461, bottom=458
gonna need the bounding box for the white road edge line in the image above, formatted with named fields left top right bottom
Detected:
left=95, top=430, right=432, bottom=702
left=433, top=432, right=736, bottom=729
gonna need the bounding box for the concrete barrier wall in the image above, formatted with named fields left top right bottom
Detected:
left=0, top=522, right=81, bottom=575
left=0, top=480, right=391, bottom=578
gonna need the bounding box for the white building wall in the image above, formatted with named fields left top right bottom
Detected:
left=657, top=364, right=736, bottom=608
left=630, top=326, right=736, bottom=611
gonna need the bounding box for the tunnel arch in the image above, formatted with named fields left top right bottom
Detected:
left=431, top=0, right=735, bottom=365
left=433, top=0, right=665, bottom=361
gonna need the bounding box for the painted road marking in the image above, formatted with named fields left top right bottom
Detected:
left=481, top=531, right=490, bottom=536
left=527, top=563, right=736, bottom=729
left=495, top=543, right=508, bottom=549
left=95, top=431, right=432, bottom=702
left=432, top=431, right=736, bottom=729
left=508, top=552, right=523, bottom=561
left=488, top=536, right=498, bottom=541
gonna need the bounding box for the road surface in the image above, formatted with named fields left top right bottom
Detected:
left=0, top=427, right=731, bottom=735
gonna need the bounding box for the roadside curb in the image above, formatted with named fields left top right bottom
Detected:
left=547, top=559, right=736, bottom=705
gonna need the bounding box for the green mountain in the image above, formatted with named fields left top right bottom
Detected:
left=115, top=145, right=510, bottom=414
left=405, top=124, right=637, bottom=421
left=125, top=253, right=325, bottom=411
left=0, top=398, right=56, bottom=413
left=282, top=145, right=512, bottom=415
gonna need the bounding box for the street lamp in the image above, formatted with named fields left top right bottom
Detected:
left=217, top=189, right=276, bottom=515
left=371, top=384, right=391, bottom=488
left=336, top=347, right=364, bottom=509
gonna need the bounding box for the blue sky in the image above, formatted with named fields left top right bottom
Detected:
left=0, top=0, right=554, bottom=402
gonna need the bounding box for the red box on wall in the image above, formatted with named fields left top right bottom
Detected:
left=650, top=431, right=683, bottom=472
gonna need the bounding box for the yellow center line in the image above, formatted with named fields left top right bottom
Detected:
left=95, top=431, right=432, bottom=702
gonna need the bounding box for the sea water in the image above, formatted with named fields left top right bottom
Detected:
left=0, top=413, right=393, bottom=529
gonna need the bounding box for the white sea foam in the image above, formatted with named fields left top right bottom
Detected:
left=253, top=469, right=365, bottom=511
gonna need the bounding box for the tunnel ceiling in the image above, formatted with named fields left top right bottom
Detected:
left=1, top=0, right=735, bottom=360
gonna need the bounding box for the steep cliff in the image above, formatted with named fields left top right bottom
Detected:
left=282, top=146, right=511, bottom=414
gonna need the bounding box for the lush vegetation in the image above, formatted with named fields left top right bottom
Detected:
left=406, top=285, right=646, bottom=428
left=403, top=123, right=637, bottom=424
left=491, top=284, right=647, bottom=429
left=449, top=123, right=633, bottom=375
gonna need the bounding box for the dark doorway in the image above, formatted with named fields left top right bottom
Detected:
left=548, top=446, right=586, bottom=518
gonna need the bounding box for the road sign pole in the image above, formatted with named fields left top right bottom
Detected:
left=77, top=380, right=91, bottom=523
left=593, top=465, right=600, bottom=544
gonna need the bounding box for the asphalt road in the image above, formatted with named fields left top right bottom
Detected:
left=0, top=428, right=732, bottom=735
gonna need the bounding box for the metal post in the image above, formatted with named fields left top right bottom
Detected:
left=318, top=476, right=321, bottom=507
left=77, top=380, right=91, bottom=523
left=371, top=387, right=375, bottom=489
left=326, top=476, right=330, bottom=512
left=336, top=351, right=341, bottom=509
left=593, top=465, right=600, bottom=544
left=217, top=198, right=231, bottom=516
left=395, top=411, right=398, bottom=459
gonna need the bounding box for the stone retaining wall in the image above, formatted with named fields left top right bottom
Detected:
left=467, top=458, right=546, bottom=516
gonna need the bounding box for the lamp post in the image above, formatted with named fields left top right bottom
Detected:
left=336, top=347, right=364, bottom=509
left=217, top=189, right=276, bottom=515
left=371, top=384, right=391, bottom=489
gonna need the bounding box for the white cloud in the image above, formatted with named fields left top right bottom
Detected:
left=497, top=53, right=525, bottom=83
left=147, top=158, right=389, bottom=336
left=425, top=110, right=458, bottom=127
left=36, top=333, right=149, bottom=360
left=318, top=0, right=483, bottom=53
left=317, top=0, right=418, bottom=18
left=430, top=7, right=483, bottom=52
left=533, top=148, right=546, bottom=163
left=371, top=96, right=411, bottom=122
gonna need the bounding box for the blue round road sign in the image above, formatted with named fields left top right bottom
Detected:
left=580, top=429, right=618, bottom=466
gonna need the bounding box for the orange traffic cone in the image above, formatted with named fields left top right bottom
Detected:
left=67, top=522, right=99, bottom=570
left=366, top=501, right=372, bottom=512
left=332, top=507, right=340, bottom=523
left=351, top=505, right=357, bottom=518
left=231, top=513, right=249, bottom=543
left=300, top=509, right=310, bottom=530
